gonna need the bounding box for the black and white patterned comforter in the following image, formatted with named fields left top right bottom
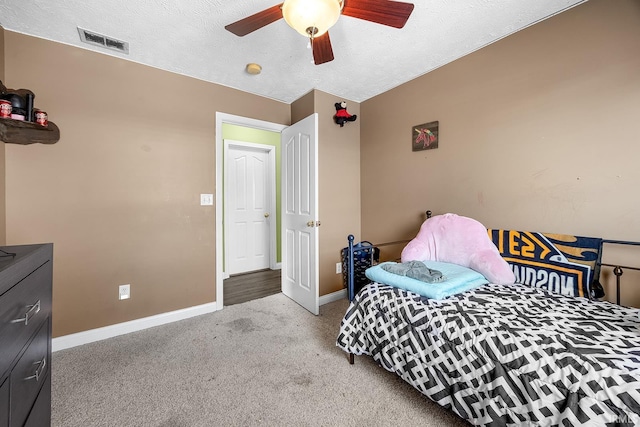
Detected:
left=336, top=283, right=640, bottom=426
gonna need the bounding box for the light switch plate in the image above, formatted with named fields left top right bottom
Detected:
left=200, top=194, right=214, bottom=206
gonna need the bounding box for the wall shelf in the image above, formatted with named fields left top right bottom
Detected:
left=0, top=118, right=60, bottom=145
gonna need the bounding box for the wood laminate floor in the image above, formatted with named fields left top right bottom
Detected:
left=223, top=269, right=282, bottom=306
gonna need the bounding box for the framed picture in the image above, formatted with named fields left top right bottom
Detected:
left=412, top=121, right=439, bottom=151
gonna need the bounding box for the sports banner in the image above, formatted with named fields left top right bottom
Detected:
left=488, top=230, right=602, bottom=298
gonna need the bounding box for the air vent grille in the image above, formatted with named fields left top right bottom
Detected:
left=77, top=27, right=129, bottom=54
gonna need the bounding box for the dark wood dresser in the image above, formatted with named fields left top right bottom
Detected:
left=0, top=244, right=53, bottom=427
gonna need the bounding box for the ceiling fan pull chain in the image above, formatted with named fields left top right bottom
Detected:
left=309, top=29, right=315, bottom=49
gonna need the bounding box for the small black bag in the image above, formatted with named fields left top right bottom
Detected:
left=341, top=241, right=380, bottom=298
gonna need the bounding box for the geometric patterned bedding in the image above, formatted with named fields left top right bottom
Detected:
left=336, top=282, right=640, bottom=426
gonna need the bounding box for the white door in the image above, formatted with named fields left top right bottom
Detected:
left=281, top=114, right=319, bottom=315
left=225, top=142, right=274, bottom=275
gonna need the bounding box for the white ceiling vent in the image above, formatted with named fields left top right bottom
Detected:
left=77, top=27, right=129, bottom=54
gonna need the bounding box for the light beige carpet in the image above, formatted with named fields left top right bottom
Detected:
left=52, top=293, right=470, bottom=426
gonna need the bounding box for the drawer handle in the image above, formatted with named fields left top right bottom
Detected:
left=25, top=357, right=46, bottom=382
left=11, top=300, right=41, bottom=326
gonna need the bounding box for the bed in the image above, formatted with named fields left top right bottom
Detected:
left=336, top=215, right=640, bottom=426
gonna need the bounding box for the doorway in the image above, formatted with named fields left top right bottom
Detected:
left=215, top=112, right=319, bottom=313
left=215, top=113, right=286, bottom=308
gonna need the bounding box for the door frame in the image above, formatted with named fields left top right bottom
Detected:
left=215, top=112, right=286, bottom=309
left=223, top=140, right=277, bottom=275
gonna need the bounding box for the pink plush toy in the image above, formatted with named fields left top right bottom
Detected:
left=401, top=213, right=515, bottom=285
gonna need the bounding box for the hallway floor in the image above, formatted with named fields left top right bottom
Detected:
left=223, top=269, right=281, bottom=306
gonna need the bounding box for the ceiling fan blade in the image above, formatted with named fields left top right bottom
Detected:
left=342, top=0, right=414, bottom=28
left=225, top=3, right=284, bottom=36
left=312, top=32, right=334, bottom=65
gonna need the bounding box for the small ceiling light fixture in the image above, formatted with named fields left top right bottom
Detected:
left=246, top=63, right=262, bottom=75
left=282, top=0, right=343, bottom=39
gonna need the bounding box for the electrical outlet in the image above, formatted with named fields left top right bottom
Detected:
left=119, top=284, right=130, bottom=300
left=336, top=262, right=342, bottom=274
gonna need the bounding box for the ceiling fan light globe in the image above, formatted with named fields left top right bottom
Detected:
left=282, top=0, right=342, bottom=38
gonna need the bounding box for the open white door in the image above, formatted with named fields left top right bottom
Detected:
left=281, top=114, right=319, bottom=315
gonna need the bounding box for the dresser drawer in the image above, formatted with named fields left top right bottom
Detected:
left=24, top=371, right=51, bottom=427
left=9, top=319, right=50, bottom=427
left=0, top=262, right=52, bottom=376
left=0, top=377, right=8, bottom=427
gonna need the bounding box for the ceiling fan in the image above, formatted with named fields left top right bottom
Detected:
left=225, top=0, right=415, bottom=65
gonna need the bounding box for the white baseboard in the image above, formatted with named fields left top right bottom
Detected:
left=52, top=302, right=219, bottom=352
left=54, top=290, right=344, bottom=352
left=319, top=288, right=347, bottom=306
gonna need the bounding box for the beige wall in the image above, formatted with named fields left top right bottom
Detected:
left=291, top=91, right=314, bottom=124
left=315, top=91, right=361, bottom=295
left=4, top=32, right=290, bottom=337
left=360, top=0, right=640, bottom=305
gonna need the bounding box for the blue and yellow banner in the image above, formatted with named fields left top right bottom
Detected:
left=488, top=230, right=602, bottom=298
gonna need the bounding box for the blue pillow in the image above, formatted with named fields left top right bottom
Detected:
left=365, top=260, right=488, bottom=299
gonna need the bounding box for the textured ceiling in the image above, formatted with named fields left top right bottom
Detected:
left=0, top=0, right=586, bottom=103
